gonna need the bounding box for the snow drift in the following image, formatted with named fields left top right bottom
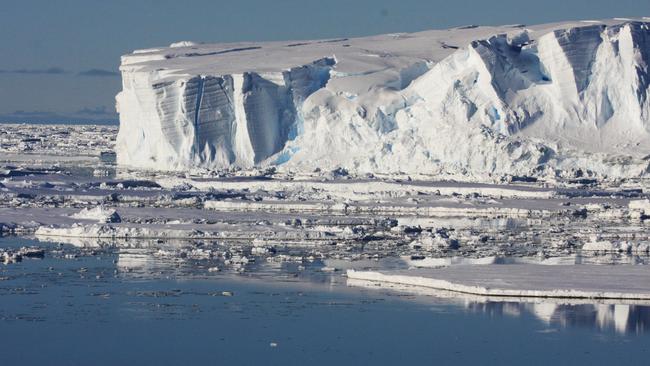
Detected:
left=116, top=19, right=650, bottom=178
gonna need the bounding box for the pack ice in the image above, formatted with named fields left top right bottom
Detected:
left=116, top=19, right=650, bottom=178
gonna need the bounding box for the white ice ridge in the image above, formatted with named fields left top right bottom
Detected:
left=116, top=19, right=650, bottom=177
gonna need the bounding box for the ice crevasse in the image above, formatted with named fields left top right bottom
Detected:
left=116, top=19, right=650, bottom=178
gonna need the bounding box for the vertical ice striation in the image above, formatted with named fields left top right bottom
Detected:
left=550, top=25, right=604, bottom=94
left=116, top=57, right=334, bottom=170
left=239, top=72, right=294, bottom=164
left=620, top=22, right=650, bottom=126
left=191, top=76, right=236, bottom=167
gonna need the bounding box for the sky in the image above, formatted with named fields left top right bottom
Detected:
left=0, top=0, right=648, bottom=124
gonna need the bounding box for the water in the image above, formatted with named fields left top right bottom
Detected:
left=1, top=237, right=650, bottom=365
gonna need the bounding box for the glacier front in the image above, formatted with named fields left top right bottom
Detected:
left=116, top=19, right=650, bottom=179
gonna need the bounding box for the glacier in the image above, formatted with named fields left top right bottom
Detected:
left=116, top=19, right=650, bottom=178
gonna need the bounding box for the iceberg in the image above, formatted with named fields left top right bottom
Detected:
left=116, top=19, right=650, bottom=178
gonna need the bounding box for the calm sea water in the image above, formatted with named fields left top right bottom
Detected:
left=1, top=237, right=649, bottom=366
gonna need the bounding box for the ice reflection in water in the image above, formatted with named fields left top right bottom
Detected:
left=4, top=236, right=650, bottom=337
left=466, top=301, right=650, bottom=335
left=113, top=245, right=650, bottom=336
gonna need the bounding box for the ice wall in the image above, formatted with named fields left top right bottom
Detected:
left=116, top=20, right=650, bottom=178
left=116, top=58, right=334, bottom=170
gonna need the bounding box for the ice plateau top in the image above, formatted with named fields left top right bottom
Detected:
left=116, top=18, right=650, bottom=179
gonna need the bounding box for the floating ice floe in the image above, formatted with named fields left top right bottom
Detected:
left=347, top=264, right=650, bottom=300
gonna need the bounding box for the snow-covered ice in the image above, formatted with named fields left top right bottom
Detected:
left=117, top=19, right=650, bottom=180
left=70, top=206, right=121, bottom=223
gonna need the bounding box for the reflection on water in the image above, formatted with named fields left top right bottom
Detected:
left=4, top=236, right=650, bottom=366
left=28, top=237, right=650, bottom=338
left=115, top=246, right=650, bottom=336
left=466, top=301, right=650, bottom=335
left=4, top=236, right=650, bottom=339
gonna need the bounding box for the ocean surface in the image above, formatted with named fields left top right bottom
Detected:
left=1, top=237, right=649, bottom=365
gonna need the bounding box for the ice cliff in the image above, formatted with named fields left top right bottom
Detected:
left=116, top=19, right=650, bottom=178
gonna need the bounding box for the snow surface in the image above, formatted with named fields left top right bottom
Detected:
left=117, top=19, right=650, bottom=178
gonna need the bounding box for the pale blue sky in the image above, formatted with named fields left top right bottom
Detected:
left=1, top=0, right=648, bottom=123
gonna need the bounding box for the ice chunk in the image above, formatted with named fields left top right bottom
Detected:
left=170, top=41, right=198, bottom=48
left=71, top=207, right=122, bottom=223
